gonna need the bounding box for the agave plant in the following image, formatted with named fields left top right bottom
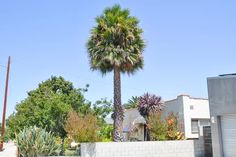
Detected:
left=15, top=126, right=60, bottom=157
left=138, top=93, right=164, bottom=119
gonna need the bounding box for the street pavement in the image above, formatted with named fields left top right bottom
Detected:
left=0, top=142, right=17, bottom=157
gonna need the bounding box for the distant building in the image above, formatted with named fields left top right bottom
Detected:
left=121, top=94, right=210, bottom=141
left=122, top=108, right=146, bottom=141
left=163, top=94, right=210, bottom=139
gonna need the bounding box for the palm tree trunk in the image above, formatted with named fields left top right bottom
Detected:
left=113, top=66, right=124, bottom=142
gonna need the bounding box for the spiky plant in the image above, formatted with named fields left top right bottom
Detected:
left=138, top=93, right=164, bottom=119
left=87, top=5, right=145, bottom=142
left=15, top=126, right=60, bottom=157
left=138, top=93, right=164, bottom=141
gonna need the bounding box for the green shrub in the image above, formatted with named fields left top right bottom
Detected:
left=98, top=123, right=113, bottom=142
left=147, top=112, right=184, bottom=141
left=64, top=111, right=100, bottom=142
left=16, top=126, right=60, bottom=157
left=166, top=112, right=184, bottom=140
left=147, top=112, right=167, bottom=141
left=64, top=149, right=79, bottom=156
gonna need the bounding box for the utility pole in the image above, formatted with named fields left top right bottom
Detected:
left=1, top=56, right=11, bottom=149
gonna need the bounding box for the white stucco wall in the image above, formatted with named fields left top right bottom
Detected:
left=163, top=95, right=210, bottom=139
left=81, top=140, right=205, bottom=157
left=182, top=95, right=210, bottom=139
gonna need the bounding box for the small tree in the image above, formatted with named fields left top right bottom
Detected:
left=64, top=111, right=99, bottom=142
left=138, top=93, right=164, bottom=141
left=147, top=112, right=167, bottom=141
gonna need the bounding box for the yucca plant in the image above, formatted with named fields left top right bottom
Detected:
left=15, top=126, right=60, bottom=157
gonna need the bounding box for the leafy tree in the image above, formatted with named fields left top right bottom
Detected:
left=91, top=98, right=113, bottom=141
left=87, top=5, right=145, bottom=141
left=7, top=76, right=91, bottom=139
left=92, top=98, right=113, bottom=120
left=123, top=96, right=139, bottom=109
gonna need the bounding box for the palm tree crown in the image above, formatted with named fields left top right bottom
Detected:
left=87, top=4, right=145, bottom=74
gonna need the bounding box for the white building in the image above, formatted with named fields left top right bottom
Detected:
left=163, top=94, right=210, bottom=139
left=121, top=94, right=210, bottom=141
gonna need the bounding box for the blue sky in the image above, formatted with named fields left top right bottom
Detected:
left=0, top=0, right=236, bottom=117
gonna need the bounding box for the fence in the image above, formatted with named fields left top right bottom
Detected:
left=81, top=140, right=204, bottom=157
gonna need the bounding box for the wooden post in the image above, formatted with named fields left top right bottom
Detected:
left=0, top=56, right=11, bottom=151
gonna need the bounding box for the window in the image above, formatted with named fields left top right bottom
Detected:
left=191, top=120, right=199, bottom=133
left=190, top=105, right=194, bottom=110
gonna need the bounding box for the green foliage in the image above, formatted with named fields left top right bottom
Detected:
left=7, top=76, right=91, bottom=139
left=62, top=137, right=73, bottom=151
left=147, top=112, right=167, bottom=141
left=123, top=96, right=139, bottom=109
left=15, top=126, right=60, bottom=157
left=87, top=4, right=145, bottom=74
left=147, top=112, right=184, bottom=141
left=98, top=123, right=113, bottom=142
left=64, top=111, right=100, bottom=142
left=166, top=112, right=184, bottom=140
left=92, top=98, right=113, bottom=120
left=64, top=149, right=79, bottom=156
left=92, top=99, right=113, bottom=141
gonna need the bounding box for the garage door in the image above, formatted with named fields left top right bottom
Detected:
left=221, top=114, right=236, bottom=157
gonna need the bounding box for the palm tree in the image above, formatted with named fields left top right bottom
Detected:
left=123, top=96, right=139, bottom=109
left=87, top=5, right=145, bottom=142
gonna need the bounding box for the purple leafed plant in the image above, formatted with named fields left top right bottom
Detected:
left=138, top=93, right=164, bottom=119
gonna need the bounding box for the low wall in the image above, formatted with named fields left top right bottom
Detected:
left=81, top=140, right=204, bottom=157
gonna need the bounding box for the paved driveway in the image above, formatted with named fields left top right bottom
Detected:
left=0, top=142, right=17, bottom=157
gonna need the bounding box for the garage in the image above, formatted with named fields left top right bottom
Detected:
left=221, top=114, right=236, bottom=157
